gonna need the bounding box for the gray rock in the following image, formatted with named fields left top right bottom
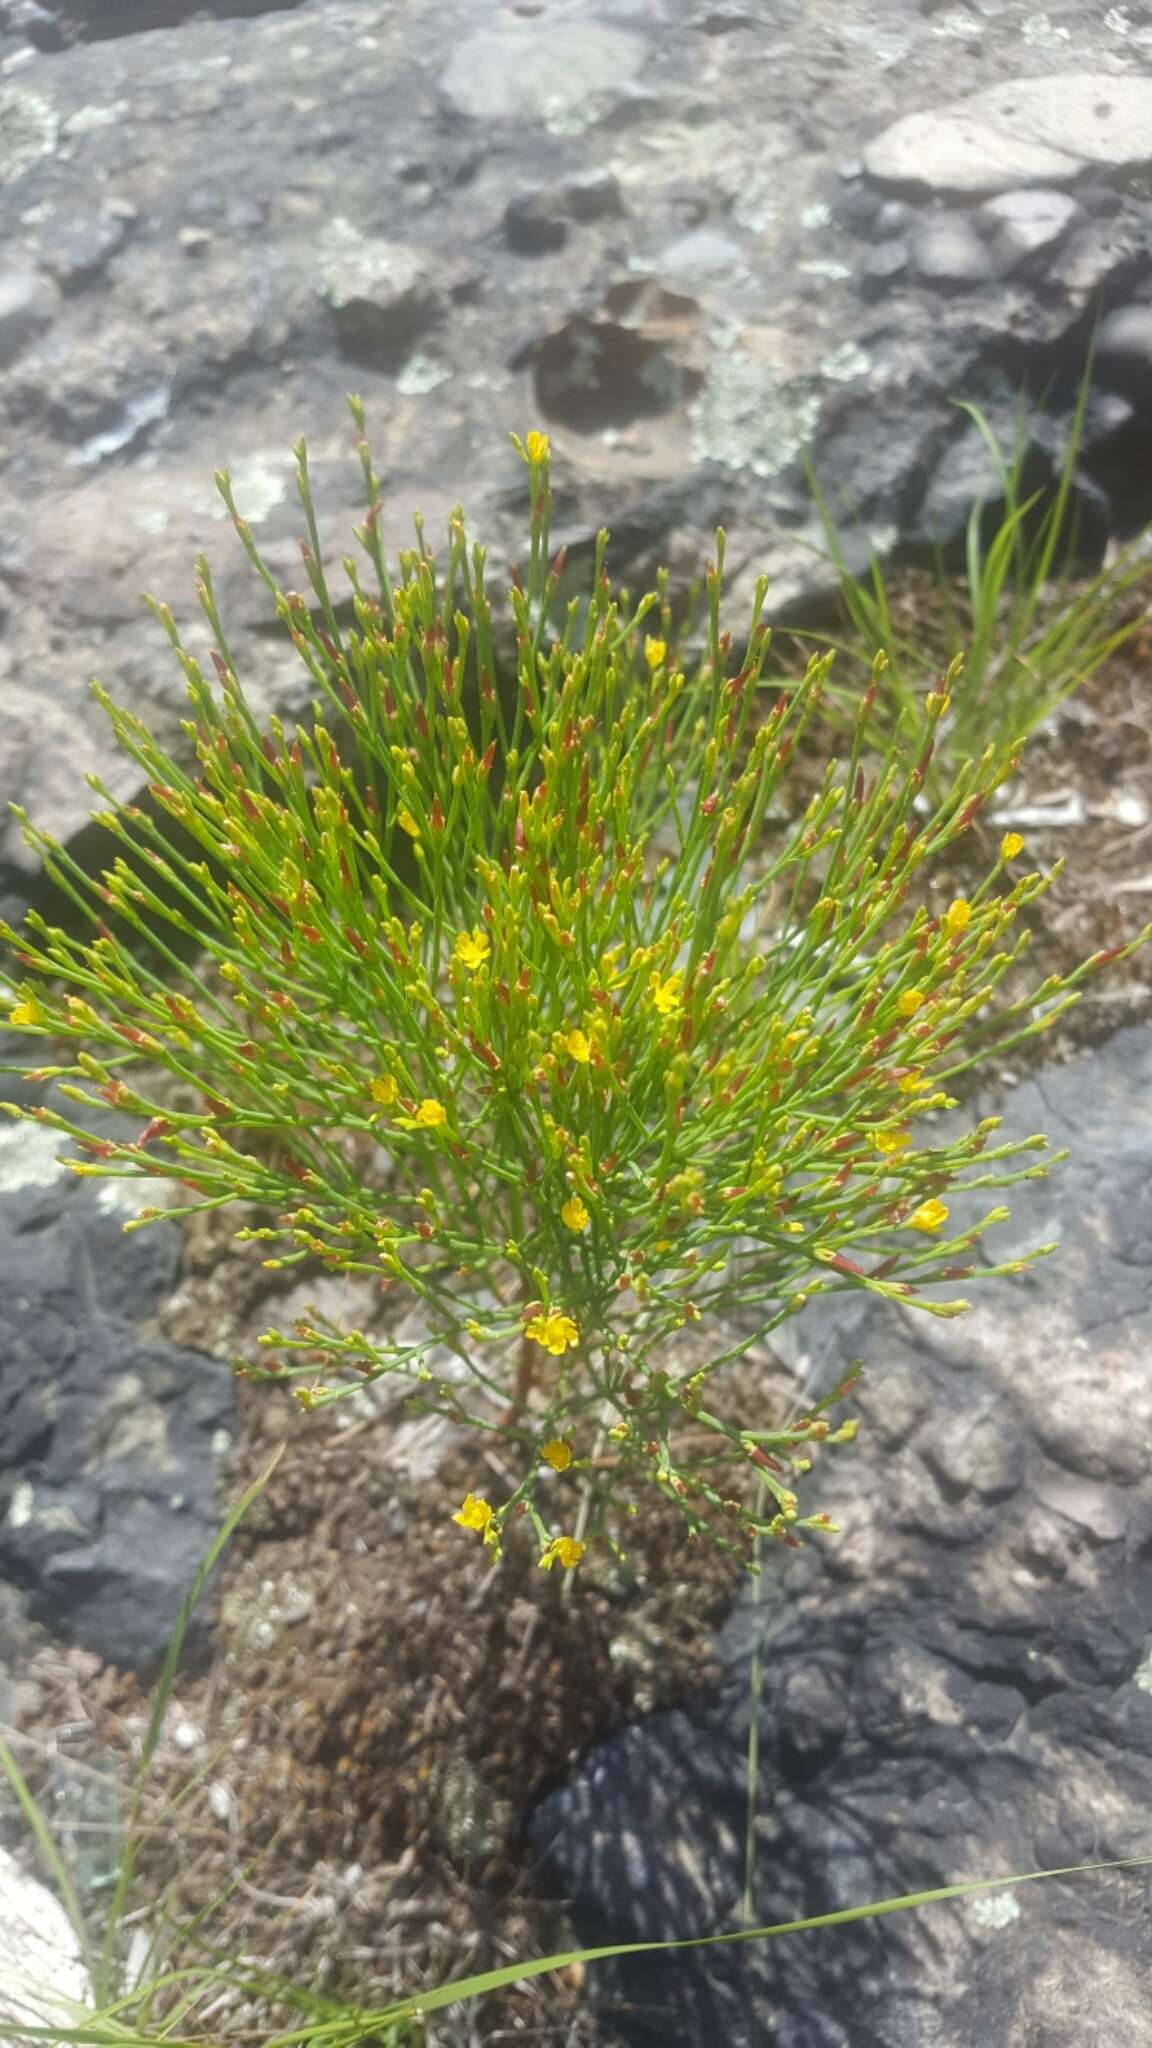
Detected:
left=658, top=228, right=743, bottom=275
left=865, top=74, right=1152, bottom=196
left=534, top=1025, right=1152, bottom=2047
left=34, top=204, right=135, bottom=292
left=980, top=188, right=1080, bottom=265
left=0, top=2, right=1150, bottom=908
left=0, top=1070, right=233, bottom=1673
left=439, top=21, right=646, bottom=124
left=911, top=215, right=999, bottom=286
left=859, top=236, right=910, bottom=292
left=317, top=224, right=442, bottom=369
left=0, top=271, right=59, bottom=369
left=1098, top=302, right=1152, bottom=381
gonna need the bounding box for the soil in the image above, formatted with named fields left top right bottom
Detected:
left=6, top=572, right=1152, bottom=2044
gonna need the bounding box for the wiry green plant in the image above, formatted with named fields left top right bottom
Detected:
left=3, top=414, right=1146, bottom=1577
left=809, top=390, right=1149, bottom=783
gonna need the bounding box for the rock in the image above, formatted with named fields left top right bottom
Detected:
left=0, top=1073, right=234, bottom=1672
left=533, top=1025, right=1152, bottom=2047
left=658, top=228, right=743, bottom=275
left=317, top=221, right=442, bottom=370
left=980, top=188, right=1080, bottom=266
left=504, top=172, right=625, bottom=256
left=0, top=271, right=58, bottom=368
left=858, top=237, right=910, bottom=293
left=0, top=2, right=1150, bottom=910
left=864, top=74, right=1152, bottom=197
left=439, top=21, right=645, bottom=124
left=33, top=204, right=134, bottom=293
left=0, top=1848, right=88, bottom=2045
left=911, top=215, right=999, bottom=286
left=1097, top=303, right=1152, bottom=384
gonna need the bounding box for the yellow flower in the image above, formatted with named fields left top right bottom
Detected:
left=644, top=636, right=667, bottom=669
left=369, top=1074, right=398, bottom=1106
left=539, top=1535, right=585, bottom=1571
left=943, top=898, right=971, bottom=938
left=561, top=1194, right=590, bottom=1233
left=8, top=1000, right=44, bottom=1028
left=651, top=973, right=683, bottom=1017
left=564, top=1027, right=592, bottom=1064
left=397, top=808, right=421, bottom=839
left=898, top=1069, right=928, bottom=1094
left=454, top=928, right=491, bottom=972
left=542, top=1437, right=573, bottom=1472
left=908, top=1198, right=949, bottom=1234
left=453, top=1492, right=494, bottom=1533
left=525, top=429, right=551, bottom=464
left=1000, top=831, right=1024, bottom=861
left=525, top=1310, right=579, bottom=1356
left=293, top=1386, right=329, bottom=1411
left=896, top=987, right=925, bottom=1017
left=414, top=1098, right=447, bottom=1128
left=874, top=1129, right=910, bottom=1157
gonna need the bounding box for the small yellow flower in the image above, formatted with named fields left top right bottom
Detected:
left=651, top=973, right=683, bottom=1017
left=525, top=1310, right=580, bottom=1356
left=896, top=988, right=925, bottom=1017
left=8, top=999, right=44, bottom=1028
left=1000, top=831, right=1024, bottom=861
left=644, top=635, right=667, bottom=669
left=542, top=1437, right=573, bottom=1472
left=294, top=1386, right=329, bottom=1411
left=453, top=1492, right=494, bottom=1533
left=560, top=1194, right=590, bottom=1233
left=454, top=928, right=491, bottom=972
left=564, top=1027, right=592, bottom=1064
left=414, top=1098, right=447, bottom=1128
left=525, top=429, right=551, bottom=464
left=908, top=1198, right=949, bottom=1234
left=874, top=1129, right=910, bottom=1157
left=539, top=1534, right=585, bottom=1571
left=898, top=1069, right=928, bottom=1094
left=369, top=1074, right=398, bottom=1106
left=943, top=898, right=971, bottom=938
left=397, top=808, right=421, bottom=839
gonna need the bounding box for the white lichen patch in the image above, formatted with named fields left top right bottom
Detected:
left=691, top=340, right=822, bottom=478
left=967, top=1888, right=1022, bottom=1933
left=0, top=85, right=58, bottom=180
left=0, top=1121, right=67, bottom=1192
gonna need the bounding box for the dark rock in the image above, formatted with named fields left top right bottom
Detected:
left=873, top=198, right=914, bottom=238
left=317, top=226, right=443, bottom=370
left=534, top=1026, right=1152, bottom=2047
left=504, top=194, right=570, bottom=257
left=504, top=172, right=626, bottom=257
left=0, top=271, right=59, bottom=368
left=0, top=1086, right=233, bottom=1672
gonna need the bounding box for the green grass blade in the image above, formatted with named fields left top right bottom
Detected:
left=263, top=1855, right=1152, bottom=2040
left=0, top=1732, right=92, bottom=1981
left=95, top=1446, right=285, bottom=2003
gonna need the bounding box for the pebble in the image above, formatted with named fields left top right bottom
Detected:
left=911, top=214, right=998, bottom=285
